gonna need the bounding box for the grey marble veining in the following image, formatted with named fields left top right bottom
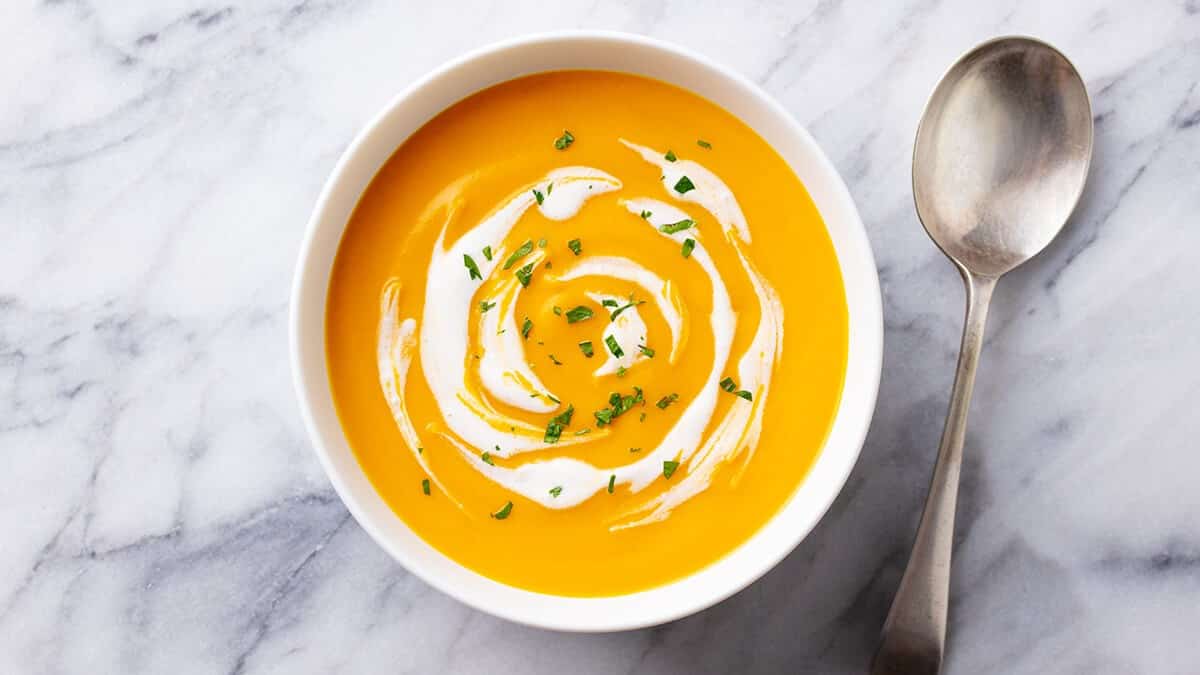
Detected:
left=2, top=1, right=1198, bottom=673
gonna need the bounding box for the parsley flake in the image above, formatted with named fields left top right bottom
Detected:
left=638, top=344, right=655, bottom=358
left=549, top=354, right=562, bottom=366
left=656, top=393, right=679, bottom=409
left=552, top=305, right=563, bottom=316
left=482, top=245, right=493, bottom=261
left=662, top=460, right=680, bottom=479
left=578, top=340, right=594, bottom=358
left=544, top=404, right=575, bottom=444
left=664, top=150, right=677, bottom=162
left=549, top=486, right=563, bottom=498
left=532, top=188, right=544, bottom=205
left=554, top=129, right=575, bottom=150
left=673, top=176, right=696, bottom=194
left=481, top=451, right=495, bottom=465
left=605, top=335, right=624, bottom=358
left=503, top=240, right=534, bottom=270
left=565, top=305, right=594, bottom=323
left=697, top=139, right=712, bottom=149
left=522, top=317, right=533, bottom=339
left=682, top=238, right=696, bottom=258
left=568, top=238, right=582, bottom=255
left=479, top=300, right=496, bottom=313
left=640, top=209, right=652, bottom=219
left=491, top=501, right=513, bottom=519
left=659, top=219, right=694, bottom=234
left=607, top=474, right=616, bottom=494
left=463, top=254, right=482, bottom=280
left=421, top=478, right=431, bottom=495
left=515, top=262, right=535, bottom=287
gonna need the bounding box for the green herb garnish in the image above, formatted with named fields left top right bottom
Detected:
left=656, top=393, right=679, bottom=409
left=593, top=387, right=643, bottom=426
left=554, top=130, right=575, bottom=150
left=640, top=210, right=652, bottom=219
left=607, top=474, right=616, bottom=494
left=697, top=139, right=712, bottom=149
left=481, top=450, right=495, bottom=465
left=515, top=262, right=535, bottom=287
left=421, top=478, right=431, bottom=495
left=532, top=188, right=544, bottom=205
left=538, top=237, right=547, bottom=248
left=673, top=176, right=696, bottom=194
left=659, top=219, right=694, bottom=234
left=479, top=300, right=496, bottom=313
left=568, top=238, right=582, bottom=255
left=638, top=344, right=655, bottom=358
left=522, top=317, right=533, bottom=339
left=664, top=150, right=677, bottom=162
left=574, top=428, right=591, bottom=436
left=544, top=404, right=575, bottom=444
left=552, top=305, right=563, bottom=316
left=662, top=460, right=680, bottom=479
left=547, top=393, right=561, bottom=404
left=720, top=376, right=753, bottom=401
left=549, top=486, right=563, bottom=498
left=610, top=300, right=645, bottom=321
left=578, top=340, right=594, bottom=357
left=605, top=335, right=624, bottom=358
left=463, top=254, right=482, bottom=280
left=549, top=354, right=562, bottom=366
left=491, top=501, right=513, bottom=519
left=482, top=245, right=493, bottom=261
left=616, top=366, right=628, bottom=378
left=681, top=238, right=696, bottom=258
left=565, top=305, right=594, bottom=323
left=503, top=240, right=534, bottom=270
left=630, top=447, right=642, bottom=453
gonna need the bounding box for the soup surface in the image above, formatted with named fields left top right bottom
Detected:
left=326, top=71, right=848, bottom=596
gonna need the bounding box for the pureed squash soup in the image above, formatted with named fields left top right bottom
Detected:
left=326, top=71, right=848, bottom=596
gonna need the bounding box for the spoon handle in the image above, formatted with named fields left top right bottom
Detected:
left=871, top=270, right=997, bottom=675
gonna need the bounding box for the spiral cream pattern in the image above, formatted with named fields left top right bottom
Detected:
left=376, top=141, right=783, bottom=529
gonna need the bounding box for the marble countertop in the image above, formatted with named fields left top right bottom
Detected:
left=3, top=1, right=1198, bottom=673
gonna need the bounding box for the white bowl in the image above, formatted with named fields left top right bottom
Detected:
left=290, top=31, right=882, bottom=632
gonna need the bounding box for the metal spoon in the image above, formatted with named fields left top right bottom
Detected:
left=871, top=37, right=1093, bottom=675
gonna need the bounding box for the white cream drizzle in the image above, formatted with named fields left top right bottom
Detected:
left=378, top=145, right=785, bottom=527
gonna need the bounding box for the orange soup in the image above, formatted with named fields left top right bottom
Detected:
left=326, top=71, right=847, bottom=596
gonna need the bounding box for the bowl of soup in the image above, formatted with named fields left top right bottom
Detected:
left=291, top=31, right=882, bottom=631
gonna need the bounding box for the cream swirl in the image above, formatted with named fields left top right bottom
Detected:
left=376, top=143, right=784, bottom=527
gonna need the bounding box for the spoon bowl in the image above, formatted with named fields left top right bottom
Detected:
left=873, top=36, right=1092, bottom=675
left=913, top=37, right=1093, bottom=277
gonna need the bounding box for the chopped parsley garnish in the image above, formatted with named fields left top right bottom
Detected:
left=607, top=474, right=616, bottom=494
left=481, top=450, right=495, bottom=465
left=578, top=340, right=594, bottom=357
left=605, top=335, right=624, bottom=358
left=601, top=299, right=618, bottom=308
left=574, top=428, right=591, bottom=435
left=547, top=182, right=553, bottom=194
left=515, top=262, right=535, bottom=287
left=568, top=238, right=582, bottom=255
left=659, top=219, right=694, bottom=234
left=544, top=261, right=552, bottom=269
left=610, top=300, right=645, bottom=321
left=417, top=447, right=423, bottom=454
left=662, top=460, right=680, bottom=479
left=720, top=376, right=754, bottom=401
left=656, top=393, right=679, bottom=409
left=482, top=245, right=493, bottom=261
left=549, top=486, right=563, bottom=498
left=463, top=254, right=482, bottom=280
left=640, top=209, right=652, bottom=219
left=593, top=387, right=643, bottom=426
left=682, top=238, right=696, bottom=258
left=421, top=478, right=430, bottom=495
left=552, top=305, right=563, bottom=316
left=565, top=305, right=593, bottom=323
left=673, top=176, right=696, bottom=194
left=491, top=501, right=513, bottom=519
left=544, top=404, right=575, bottom=444
left=554, top=129, right=575, bottom=150
left=616, top=366, right=628, bottom=378
left=630, top=447, right=642, bottom=453
left=503, top=240, right=534, bottom=270
left=479, top=300, right=496, bottom=313
left=532, top=188, right=544, bottom=205
left=664, top=150, right=677, bottom=162
left=697, top=139, right=712, bottom=149
left=549, top=354, right=562, bottom=366
left=538, top=237, right=547, bottom=248
left=521, top=317, right=533, bottom=339
left=638, top=344, right=655, bottom=358
left=546, top=393, right=561, bottom=404
left=639, top=412, right=646, bottom=422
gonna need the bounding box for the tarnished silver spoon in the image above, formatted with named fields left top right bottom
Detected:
left=871, top=37, right=1093, bottom=675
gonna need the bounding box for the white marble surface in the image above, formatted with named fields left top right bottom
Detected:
left=2, top=0, right=1198, bottom=672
